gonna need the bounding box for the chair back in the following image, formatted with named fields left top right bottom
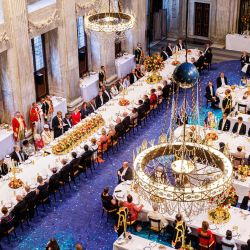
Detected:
left=238, top=103, right=247, bottom=113
left=221, top=241, right=234, bottom=250
left=0, top=216, right=15, bottom=232
left=148, top=216, right=161, bottom=232
left=198, top=233, right=213, bottom=249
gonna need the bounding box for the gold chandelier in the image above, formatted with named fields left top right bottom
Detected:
left=85, top=0, right=135, bottom=33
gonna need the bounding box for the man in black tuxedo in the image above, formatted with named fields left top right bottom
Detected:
left=102, top=86, right=112, bottom=103
left=79, top=145, right=93, bottom=169
left=204, top=44, right=212, bottom=64
left=240, top=52, right=249, bottom=68
left=143, top=95, right=150, bottom=112
left=63, top=113, right=72, bottom=132
left=24, top=185, right=37, bottom=218
left=40, top=97, right=49, bottom=122
left=11, top=145, right=28, bottom=164
left=87, top=100, right=96, bottom=114
left=0, top=160, right=8, bottom=177
left=134, top=43, right=143, bottom=64
left=117, top=162, right=133, bottom=183
left=216, top=72, right=228, bottom=88
left=232, top=117, right=247, bottom=135
left=137, top=100, right=145, bottom=120
left=115, top=117, right=125, bottom=138
left=130, top=69, right=138, bottom=84
left=193, top=51, right=204, bottom=71
left=205, top=81, right=219, bottom=108
left=218, top=113, right=231, bottom=131
left=166, top=43, right=173, bottom=57
left=241, top=239, right=250, bottom=250
left=176, top=39, right=185, bottom=51
left=52, top=111, right=64, bottom=138
left=160, top=47, right=168, bottom=61
left=48, top=168, right=61, bottom=193
left=240, top=190, right=250, bottom=210
left=95, top=91, right=104, bottom=109
left=59, top=159, right=71, bottom=183
left=11, top=195, right=28, bottom=220
left=122, top=112, right=131, bottom=132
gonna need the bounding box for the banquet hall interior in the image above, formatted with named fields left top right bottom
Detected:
left=0, top=0, right=250, bottom=249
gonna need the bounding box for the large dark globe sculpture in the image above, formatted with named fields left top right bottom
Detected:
left=173, top=62, right=199, bottom=89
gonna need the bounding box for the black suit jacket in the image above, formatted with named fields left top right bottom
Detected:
left=177, top=43, right=185, bottom=50
left=160, top=51, right=168, bottom=61
left=166, top=46, right=173, bottom=57
left=63, top=118, right=72, bottom=132
left=218, top=119, right=231, bottom=131
left=240, top=196, right=250, bottom=210
left=118, top=166, right=133, bottom=183
left=41, top=101, right=49, bottom=116
left=103, top=90, right=112, bottom=103
left=115, top=123, right=125, bottom=137
left=87, top=104, right=96, bottom=114
left=143, top=98, right=150, bottom=111
left=0, top=163, right=8, bottom=177
left=11, top=200, right=28, bottom=218
left=95, top=95, right=104, bottom=109
left=52, top=116, right=63, bottom=138
left=194, top=55, right=204, bottom=69
left=122, top=116, right=131, bottom=130
left=205, top=85, right=216, bottom=99
left=130, top=73, right=137, bottom=84
left=24, top=191, right=37, bottom=207
left=232, top=122, right=247, bottom=135
left=11, top=151, right=28, bottom=163
left=216, top=76, right=228, bottom=88
left=204, top=48, right=212, bottom=63
left=137, top=105, right=145, bottom=119
left=48, top=173, right=60, bottom=192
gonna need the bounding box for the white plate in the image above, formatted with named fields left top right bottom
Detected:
left=209, top=224, right=217, bottom=230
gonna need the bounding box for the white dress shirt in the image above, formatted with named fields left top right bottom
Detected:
left=237, top=123, right=242, bottom=134
left=209, top=86, right=213, bottom=96
left=221, top=77, right=226, bottom=86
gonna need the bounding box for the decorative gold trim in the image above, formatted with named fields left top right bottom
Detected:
left=28, top=10, right=60, bottom=34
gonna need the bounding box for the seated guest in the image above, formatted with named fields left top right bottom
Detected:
left=135, top=65, right=144, bottom=79
left=95, top=90, right=104, bottom=109
left=217, top=72, right=228, bottom=88
left=156, top=86, right=163, bottom=98
left=22, top=139, right=35, bottom=156
left=149, top=89, right=157, bottom=107
left=101, top=186, right=118, bottom=210
left=80, top=102, right=89, bottom=119
left=162, top=80, right=172, bottom=100
left=231, top=146, right=246, bottom=168
left=176, top=109, right=188, bottom=126
left=143, top=95, right=150, bottom=112
left=42, top=124, right=54, bottom=145
left=70, top=152, right=79, bottom=167
left=222, top=89, right=232, bottom=115
left=52, top=111, right=64, bottom=138
left=97, top=128, right=108, bottom=154
left=160, top=46, right=168, bottom=61
left=166, top=43, right=173, bottom=57
left=110, top=83, right=119, bottom=97
left=117, top=161, right=133, bottom=183
left=71, top=107, right=81, bottom=126
left=176, top=39, right=185, bottom=51
left=130, top=69, right=137, bottom=84
left=90, top=138, right=98, bottom=162
left=204, top=112, right=216, bottom=128
left=24, top=185, right=37, bottom=218
left=130, top=108, right=138, bottom=125
left=115, top=117, right=125, bottom=138
left=122, top=112, right=130, bottom=132
left=205, top=81, right=219, bottom=109
left=240, top=190, right=250, bottom=210
left=194, top=51, right=204, bottom=70
left=197, top=221, right=215, bottom=249
left=221, top=230, right=237, bottom=250
left=107, top=124, right=116, bottom=145
left=148, top=203, right=168, bottom=230
left=0, top=159, right=8, bottom=177
left=34, top=134, right=44, bottom=151
left=204, top=44, right=213, bottom=66
left=46, top=238, right=60, bottom=250
left=172, top=213, right=188, bottom=249
left=87, top=100, right=96, bottom=114
left=11, top=195, right=28, bottom=219
left=116, top=79, right=124, bottom=92
left=63, top=113, right=72, bottom=132
left=81, top=145, right=93, bottom=161
left=0, top=206, right=13, bottom=224
left=36, top=175, right=49, bottom=200
left=123, top=75, right=130, bottom=89
left=102, top=85, right=112, bottom=103
left=137, top=99, right=145, bottom=119
left=218, top=113, right=231, bottom=131
left=232, top=117, right=246, bottom=135
left=241, top=51, right=249, bottom=68
left=11, top=145, right=28, bottom=163
left=122, top=194, right=143, bottom=223
left=48, top=168, right=60, bottom=193
left=241, top=239, right=250, bottom=250
left=219, top=142, right=226, bottom=153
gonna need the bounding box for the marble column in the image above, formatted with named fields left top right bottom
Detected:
left=90, top=32, right=117, bottom=83
left=47, top=0, right=81, bottom=110
left=1, top=0, right=36, bottom=123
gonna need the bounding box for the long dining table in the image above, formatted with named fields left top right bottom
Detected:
left=0, top=50, right=200, bottom=212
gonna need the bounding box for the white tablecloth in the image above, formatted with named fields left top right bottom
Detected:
left=0, top=128, right=15, bottom=160
left=0, top=50, right=199, bottom=211
left=113, top=234, right=174, bottom=250
left=114, top=182, right=250, bottom=246
left=80, top=73, right=99, bottom=102
left=226, top=34, right=250, bottom=53
left=50, top=96, right=67, bottom=118
left=216, top=85, right=250, bottom=110
left=115, top=54, right=136, bottom=79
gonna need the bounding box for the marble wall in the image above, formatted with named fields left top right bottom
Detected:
left=0, top=0, right=148, bottom=123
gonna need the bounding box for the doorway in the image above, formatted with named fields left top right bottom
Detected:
left=194, top=2, right=210, bottom=37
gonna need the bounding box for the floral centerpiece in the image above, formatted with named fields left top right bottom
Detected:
left=52, top=114, right=105, bottom=155
left=119, top=98, right=130, bottom=106
left=144, top=54, right=164, bottom=84
left=238, top=165, right=249, bottom=180
left=208, top=186, right=237, bottom=224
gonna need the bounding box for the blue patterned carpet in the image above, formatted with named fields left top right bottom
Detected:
left=0, top=60, right=243, bottom=250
